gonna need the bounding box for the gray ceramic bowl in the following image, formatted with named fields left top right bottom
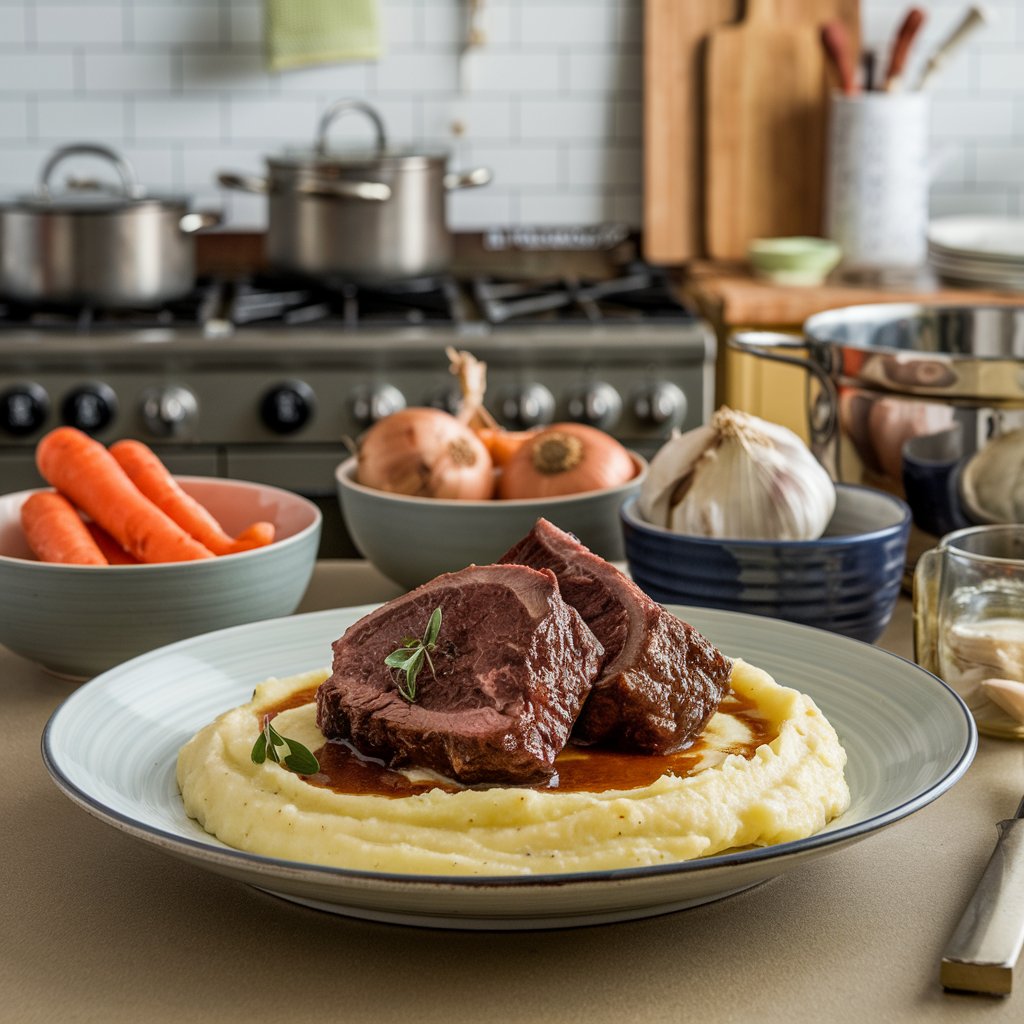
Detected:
left=621, top=484, right=911, bottom=643
left=336, top=453, right=646, bottom=590
left=0, top=477, right=321, bottom=679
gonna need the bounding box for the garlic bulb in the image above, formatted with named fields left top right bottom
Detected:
left=639, top=407, right=836, bottom=541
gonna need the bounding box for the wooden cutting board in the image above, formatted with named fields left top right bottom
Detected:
left=703, top=0, right=863, bottom=261
left=643, top=0, right=860, bottom=265
left=643, top=0, right=740, bottom=265
left=704, top=0, right=829, bottom=260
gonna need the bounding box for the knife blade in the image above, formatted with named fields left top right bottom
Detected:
left=940, top=792, right=1024, bottom=995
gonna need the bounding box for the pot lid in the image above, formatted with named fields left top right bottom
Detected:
left=2, top=143, right=189, bottom=213
left=269, top=145, right=449, bottom=171
left=270, top=98, right=449, bottom=172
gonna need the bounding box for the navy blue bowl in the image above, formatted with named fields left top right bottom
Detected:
left=621, top=484, right=911, bottom=643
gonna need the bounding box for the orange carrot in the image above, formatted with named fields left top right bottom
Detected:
left=20, top=491, right=109, bottom=566
left=474, top=427, right=538, bottom=468
left=108, top=439, right=275, bottom=556
left=86, top=522, right=139, bottom=564
left=227, top=521, right=276, bottom=554
left=35, top=427, right=215, bottom=564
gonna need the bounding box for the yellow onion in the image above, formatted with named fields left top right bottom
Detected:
left=357, top=407, right=494, bottom=500
left=497, top=422, right=636, bottom=499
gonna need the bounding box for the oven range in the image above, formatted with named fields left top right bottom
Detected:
left=0, top=264, right=715, bottom=556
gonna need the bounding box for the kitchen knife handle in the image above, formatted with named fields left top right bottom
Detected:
left=940, top=818, right=1024, bottom=996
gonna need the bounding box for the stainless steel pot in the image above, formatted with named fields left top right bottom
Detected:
left=218, top=99, right=491, bottom=283
left=731, top=304, right=1024, bottom=535
left=0, top=143, right=222, bottom=307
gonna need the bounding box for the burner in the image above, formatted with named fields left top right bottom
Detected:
left=229, top=275, right=465, bottom=329
left=472, top=264, right=695, bottom=325
left=0, top=280, right=226, bottom=332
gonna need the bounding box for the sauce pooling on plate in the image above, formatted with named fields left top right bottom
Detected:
left=259, top=687, right=773, bottom=797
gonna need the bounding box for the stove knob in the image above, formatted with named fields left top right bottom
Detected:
left=0, top=383, right=49, bottom=437
left=140, top=385, right=199, bottom=438
left=350, top=384, right=406, bottom=429
left=567, top=382, right=622, bottom=431
left=499, top=383, right=556, bottom=430
left=61, top=383, right=117, bottom=434
left=261, top=380, right=315, bottom=435
left=427, top=384, right=463, bottom=417
left=631, top=382, right=687, bottom=429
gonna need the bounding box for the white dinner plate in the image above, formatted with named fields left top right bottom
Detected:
left=927, top=216, right=1024, bottom=263
left=42, top=604, right=976, bottom=930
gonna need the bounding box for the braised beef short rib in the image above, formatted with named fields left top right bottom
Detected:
left=316, top=564, right=603, bottom=785
left=499, top=518, right=731, bottom=754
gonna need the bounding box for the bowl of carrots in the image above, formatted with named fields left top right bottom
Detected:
left=0, top=427, right=321, bottom=679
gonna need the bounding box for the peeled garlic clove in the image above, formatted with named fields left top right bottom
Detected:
left=980, top=677, right=1024, bottom=725
left=637, top=424, right=716, bottom=527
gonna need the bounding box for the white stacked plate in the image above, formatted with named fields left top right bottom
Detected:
left=927, top=216, right=1024, bottom=292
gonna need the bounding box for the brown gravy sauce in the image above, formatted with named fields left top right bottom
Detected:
left=259, top=686, right=774, bottom=798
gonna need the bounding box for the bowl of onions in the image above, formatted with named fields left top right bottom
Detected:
left=336, top=406, right=646, bottom=590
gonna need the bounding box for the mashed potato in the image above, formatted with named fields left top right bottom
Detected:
left=177, top=659, right=849, bottom=876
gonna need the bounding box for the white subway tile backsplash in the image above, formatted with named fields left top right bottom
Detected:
left=228, top=2, right=262, bottom=48
left=566, top=52, right=641, bottom=95
left=35, top=4, right=122, bottom=45
left=973, top=145, right=1024, bottom=185
left=931, top=98, right=1015, bottom=139
left=464, top=143, right=558, bottom=187
left=519, top=3, right=617, bottom=47
left=423, top=97, right=514, bottom=143
left=37, top=97, right=126, bottom=139
left=131, top=4, right=222, bottom=48
left=463, top=51, right=560, bottom=93
left=0, top=98, right=27, bottom=138
left=520, top=98, right=613, bottom=140
left=84, top=53, right=174, bottom=93
left=978, top=51, right=1024, bottom=93
left=134, top=98, right=223, bottom=140
left=0, top=0, right=1019, bottom=230
left=0, top=5, right=27, bottom=46
left=228, top=97, right=319, bottom=142
left=0, top=52, right=74, bottom=92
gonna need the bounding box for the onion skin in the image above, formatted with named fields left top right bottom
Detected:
left=497, top=423, right=636, bottom=500
left=357, top=408, right=495, bottom=500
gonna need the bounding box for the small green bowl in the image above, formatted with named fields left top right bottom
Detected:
left=748, top=236, right=842, bottom=286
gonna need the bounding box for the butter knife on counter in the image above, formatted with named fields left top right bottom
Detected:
left=941, top=792, right=1024, bottom=995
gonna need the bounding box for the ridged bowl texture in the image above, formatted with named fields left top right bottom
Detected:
left=0, top=477, right=321, bottom=678
left=621, top=484, right=911, bottom=643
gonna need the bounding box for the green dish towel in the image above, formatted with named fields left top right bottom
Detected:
left=265, top=0, right=381, bottom=72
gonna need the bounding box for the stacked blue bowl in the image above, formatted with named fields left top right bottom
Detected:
left=621, top=484, right=911, bottom=644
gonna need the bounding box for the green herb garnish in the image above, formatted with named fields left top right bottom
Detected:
left=384, top=606, right=442, bottom=702
left=250, top=714, right=320, bottom=775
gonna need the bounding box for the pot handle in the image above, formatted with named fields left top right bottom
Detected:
left=217, top=172, right=269, bottom=194
left=179, top=210, right=223, bottom=234
left=38, top=143, right=142, bottom=199
left=315, top=99, right=387, bottom=155
left=444, top=167, right=493, bottom=191
left=729, top=329, right=839, bottom=452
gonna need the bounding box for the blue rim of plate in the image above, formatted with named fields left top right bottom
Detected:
left=41, top=603, right=978, bottom=890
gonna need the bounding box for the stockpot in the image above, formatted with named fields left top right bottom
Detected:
left=0, top=143, right=222, bottom=307
left=217, top=99, right=492, bottom=283
left=731, top=304, right=1024, bottom=536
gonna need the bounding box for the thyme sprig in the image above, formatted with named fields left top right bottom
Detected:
left=250, top=714, right=320, bottom=775
left=384, top=607, right=442, bottom=702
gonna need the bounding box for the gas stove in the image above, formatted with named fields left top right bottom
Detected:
left=0, top=259, right=714, bottom=555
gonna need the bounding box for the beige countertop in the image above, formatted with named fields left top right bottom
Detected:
left=3, top=560, right=1023, bottom=1023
